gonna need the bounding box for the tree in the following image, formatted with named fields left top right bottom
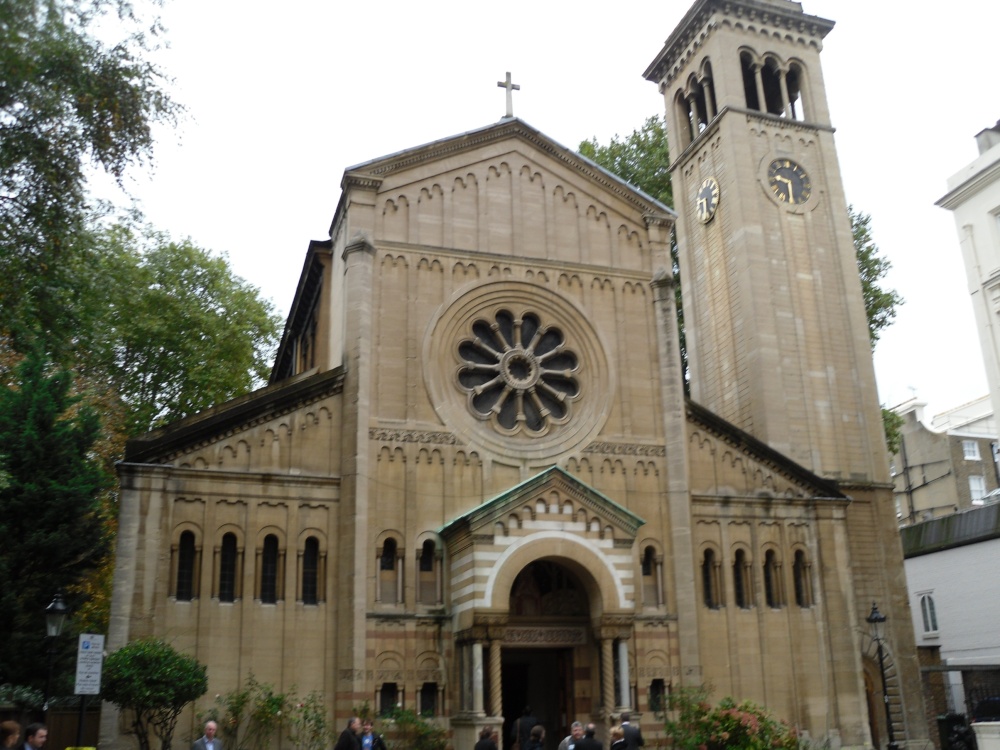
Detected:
left=74, top=223, right=283, bottom=435
left=102, top=638, right=208, bottom=750
left=0, top=0, right=178, bottom=354
left=580, top=117, right=686, bottom=381
left=851, top=205, right=904, bottom=347
left=0, top=349, right=107, bottom=687
left=579, top=116, right=672, bottom=207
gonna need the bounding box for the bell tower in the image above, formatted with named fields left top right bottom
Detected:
left=645, top=5, right=930, bottom=748
left=644, top=0, right=886, bottom=483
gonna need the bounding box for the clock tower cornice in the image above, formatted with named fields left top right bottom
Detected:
left=668, top=105, right=834, bottom=174
left=644, top=0, right=834, bottom=86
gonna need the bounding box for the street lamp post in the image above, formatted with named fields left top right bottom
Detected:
left=43, top=591, right=70, bottom=719
left=866, top=602, right=899, bottom=750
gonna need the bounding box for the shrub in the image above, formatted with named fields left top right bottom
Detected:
left=663, top=686, right=800, bottom=750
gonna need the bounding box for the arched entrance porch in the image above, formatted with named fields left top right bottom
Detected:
left=440, top=468, right=644, bottom=750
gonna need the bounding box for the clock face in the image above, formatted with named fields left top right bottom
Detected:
left=767, top=159, right=811, bottom=205
left=696, top=177, right=720, bottom=223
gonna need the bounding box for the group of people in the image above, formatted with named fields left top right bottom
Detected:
left=481, top=708, right=644, bottom=750
left=192, top=709, right=641, bottom=750
left=332, top=717, right=388, bottom=750
left=0, top=723, right=48, bottom=750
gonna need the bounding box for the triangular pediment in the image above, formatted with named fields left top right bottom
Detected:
left=340, top=117, right=674, bottom=222
left=440, top=466, right=645, bottom=542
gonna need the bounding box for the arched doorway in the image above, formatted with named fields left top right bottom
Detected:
left=501, top=560, right=594, bottom=750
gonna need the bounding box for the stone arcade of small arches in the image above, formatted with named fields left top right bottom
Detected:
left=671, top=48, right=812, bottom=151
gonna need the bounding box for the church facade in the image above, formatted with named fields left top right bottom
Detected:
left=102, top=2, right=928, bottom=750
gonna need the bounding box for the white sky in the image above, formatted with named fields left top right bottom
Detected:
left=98, top=0, right=1000, bottom=420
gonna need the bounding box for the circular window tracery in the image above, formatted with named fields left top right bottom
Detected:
left=457, top=310, right=580, bottom=436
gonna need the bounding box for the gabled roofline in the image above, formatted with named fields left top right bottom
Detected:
left=270, top=238, right=333, bottom=384
left=124, top=367, right=345, bottom=465
left=440, top=465, right=645, bottom=538
left=685, top=398, right=846, bottom=498
left=328, top=117, right=675, bottom=240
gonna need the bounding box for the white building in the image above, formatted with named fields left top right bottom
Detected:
left=937, top=122, right=1000, bottom=435
left=902, top=504, right=1000, bottom=716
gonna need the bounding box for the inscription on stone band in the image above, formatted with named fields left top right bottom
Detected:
left=504, top=626, right=587, bottom=646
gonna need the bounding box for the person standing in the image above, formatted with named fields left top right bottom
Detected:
left=609, top=725, right=625, bottom=750
left=511, top=707, right=539, bottom=750
left=360, top=719, right=386, bottom=750
left=334, top=717, right=362, bottom=750
left=558, top=722, right=584, bottom=750
left=1, top=722, right=21, bottom=750
left=574, top=724, right=602, bottom=750
left=525, top=725, right=545, bottom=750
left=192, top=721, right=221, bottom=750
left=619, top=713, right=644, bottom=750
left=22, top=725, right=46, bottom=750
left=475, top=726, right=498, bottom=750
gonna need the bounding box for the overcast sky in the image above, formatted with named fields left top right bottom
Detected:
left=97, top=0, right=1000, bottom=422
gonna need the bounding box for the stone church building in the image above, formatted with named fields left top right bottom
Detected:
left=102, top=2, right=929, bottom=749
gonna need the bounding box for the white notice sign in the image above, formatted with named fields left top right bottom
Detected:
left=75, top=633, right=105, bottom=695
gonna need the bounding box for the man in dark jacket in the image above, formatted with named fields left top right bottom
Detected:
left=511, top=707, right=539, bottom=749
left=574, top=724, right=602, bottom=750
left=620, top=713, right=644, bottom=750
left=334, top=717, right=361, bottom=750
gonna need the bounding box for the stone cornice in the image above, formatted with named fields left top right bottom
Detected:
left=340, top=172, right=383, bottom=192
left=644, top=0, right=834, bottom=85
left=670, top=106, right=833, bottom=173
left=936, top=156, right=1000, bottom=210
left=124, top=368, right=346, bottom=464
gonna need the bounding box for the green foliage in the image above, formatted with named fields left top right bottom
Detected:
left=850, top=205, right=904, bottom=348
left=203, top=675, right=293, bottom=750
left=579, top=116, right=673, bottom=207
left=378, top=707, right=447, bottom=750
left=0, top=682, right=44, bottom=712
left=579, top=117, right=687, bottom=385
left=881, top=407, right=905, bottom=456
left=287, top=692, right=333, bottom=750
left=0, top=349, right=107, bottom=687
left=663, top=686, right=800, bottom=750
left=0, top=0, right=179, bottom=353
left=74, top=222, right=283, bottom=435
left=102, top=638, right=208, bottom=750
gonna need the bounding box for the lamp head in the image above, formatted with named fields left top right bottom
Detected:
left=865, top=601, right=886, bottom=640
left=45, top=591, right=69, bottom=637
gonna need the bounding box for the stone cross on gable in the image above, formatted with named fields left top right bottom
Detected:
left=497, top=71, right=520, bottom=118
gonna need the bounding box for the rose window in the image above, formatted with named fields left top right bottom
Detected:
left=457, top=310, right=580, bottom=435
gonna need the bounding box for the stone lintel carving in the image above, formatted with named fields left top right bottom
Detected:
left=369, top=427, right=459, bottom=445
left=503, top=626, right=587, bottom=647
left=583, top=441, right=666, bottom=457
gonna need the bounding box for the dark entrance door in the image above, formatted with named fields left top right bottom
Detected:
left=502, top=648, right=573, bottom=750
